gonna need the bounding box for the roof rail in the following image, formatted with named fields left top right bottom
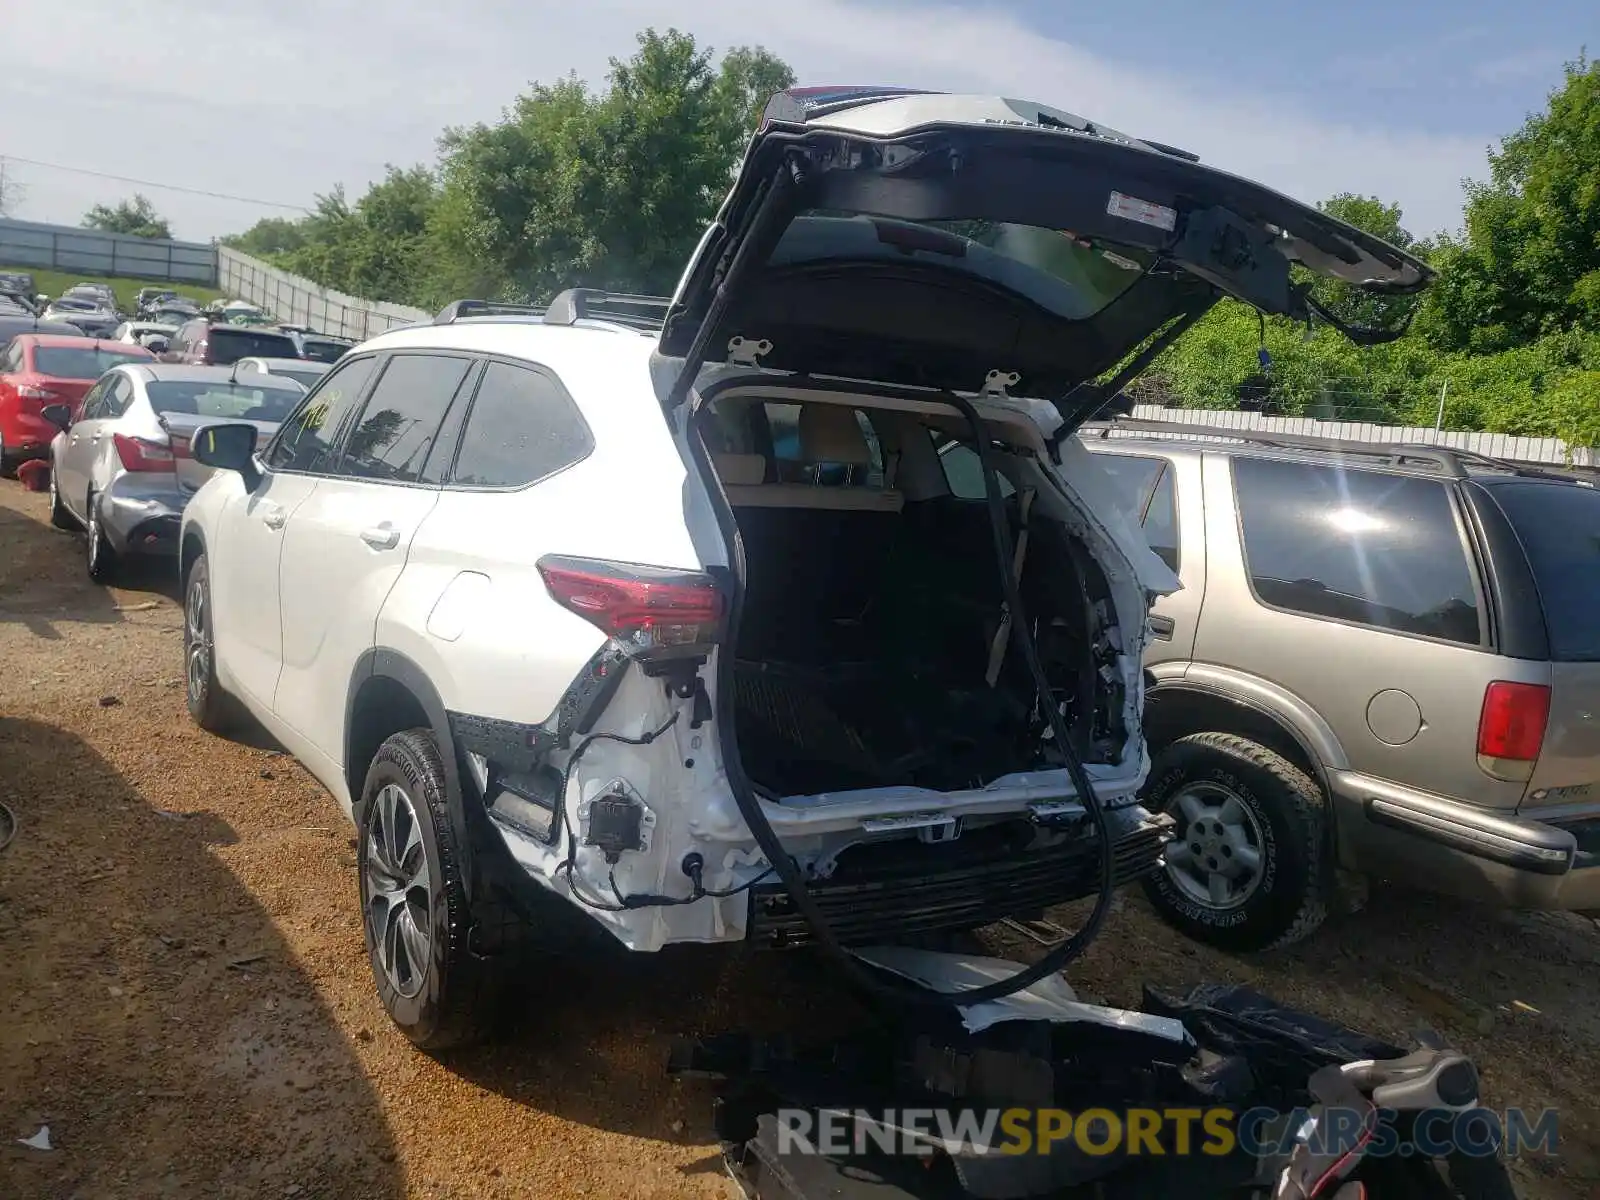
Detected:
left=1085, top=416, right=1599, bottom=483
left=1081, top=416, right=1507, bottom=480
left=433, top=299, right=548, bottom=325
left=542, top=289, right=670, bottom=331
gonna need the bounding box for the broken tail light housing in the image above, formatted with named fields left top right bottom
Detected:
left=112, top=433, right=176, bottom=473
left=1476, top=680, right=1550, bottom=782
left=537, top=554, right=723, bottom=666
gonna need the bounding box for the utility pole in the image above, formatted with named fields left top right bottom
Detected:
left=1433, top=379, right=1450, bottom=432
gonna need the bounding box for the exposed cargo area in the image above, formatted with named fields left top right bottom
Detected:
left=705, top=394, right=1131, bottom=802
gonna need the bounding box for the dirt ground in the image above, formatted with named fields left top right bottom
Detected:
left=1, top=480, right=1596, bottom=1200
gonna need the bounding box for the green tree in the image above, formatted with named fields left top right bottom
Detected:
left=222, top=216, right=310, bottom=258
left=1304, top=192, right=1426, bottom=331
left=1422, top=55, right=1600, bottom=351
left=434, top=28, right=794, bottom=301
left=82, top=193, right=172, bottom=239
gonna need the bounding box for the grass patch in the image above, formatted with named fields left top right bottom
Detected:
left=1, top=266, right=228, bottom=312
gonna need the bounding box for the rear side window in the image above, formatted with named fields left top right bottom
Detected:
left=1488, top=482, right=1600, bottom=661
left=1233, top=456, right=1481, bottom=645
left=340, top=354, right=473, bottom=484
left=266, top=355, right=379, bottom=474
left=448, top=360, right=592, bottom=488
left=1092, top=453, right=1179, bottom=572
left=934, top=437, right=1017, bottom=499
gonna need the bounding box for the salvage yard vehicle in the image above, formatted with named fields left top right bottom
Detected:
left=231, top=355, right=330, bottom=391
left=176, top=88, right=1430, bottom=1049
left=161, top=319, right=300, bottom=366
left=0, top=334, right=153, bottom=475
left=42, top=363, right=303, bottom=580
left=1069, top=423, right=1600, bottom=952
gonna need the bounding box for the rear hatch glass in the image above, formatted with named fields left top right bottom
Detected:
left=206, top=328, right=299, bottom=364
left=1487, top=480, right=1600, bottom=810
left=32, top=345, right=150, bottom=378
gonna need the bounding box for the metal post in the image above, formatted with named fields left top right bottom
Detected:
left=1433, top=380, right=1450, bottom=432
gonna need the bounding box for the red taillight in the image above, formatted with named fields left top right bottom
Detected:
left=1477, top=681, right=1550, bottom=763
left=112, top=433, right=176, bottom=473
left=537, top=555, right=722, bottom=661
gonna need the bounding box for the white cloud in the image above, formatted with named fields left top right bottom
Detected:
left=0, top=0, right=1489, bottom=243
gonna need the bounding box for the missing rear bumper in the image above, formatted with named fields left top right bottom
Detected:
left=748, top=810, right=1172, bottom=947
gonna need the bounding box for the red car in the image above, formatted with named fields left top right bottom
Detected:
left=0, top=335, right=156, bottom=475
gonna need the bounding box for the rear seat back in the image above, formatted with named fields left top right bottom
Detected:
left=714, top=403, right=903, bottom=658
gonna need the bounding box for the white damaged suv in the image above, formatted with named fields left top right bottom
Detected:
left=178, top=87, right=1429, bottom=1047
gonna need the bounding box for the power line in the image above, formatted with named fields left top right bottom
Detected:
left=0, top=154, right=310, bottom=213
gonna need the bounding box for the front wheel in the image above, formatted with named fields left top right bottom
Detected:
left=1141, top=732, right=1329, bottom=952
left=357, top=729, right=509, bottom=1051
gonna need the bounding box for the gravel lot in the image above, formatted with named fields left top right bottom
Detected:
left=1, top=479, right=1596, bottom=1199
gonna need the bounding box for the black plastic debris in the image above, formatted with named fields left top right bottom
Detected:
left=1141, top=983, right=1407, bottom=1107
left=672, top=970, right=1521, bottom=1200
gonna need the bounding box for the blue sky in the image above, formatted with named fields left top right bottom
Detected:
left=0, top=0, right=1584, bottom=241
left=1014, top=0, right=1580, bottom=147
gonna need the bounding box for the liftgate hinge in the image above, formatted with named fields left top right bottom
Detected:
left=981, top=369, right=1021, bottom=398
left=727, top=336, right=773, bottom=367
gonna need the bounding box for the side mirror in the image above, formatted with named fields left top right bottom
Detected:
left=41, top=404, right=72, bottom=433
left=191, top=422, right=261, bottom=487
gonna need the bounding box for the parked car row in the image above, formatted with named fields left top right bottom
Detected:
left=3, top=89, right=1595, bottom=1060
left=0, top=331, right=316, bottom=478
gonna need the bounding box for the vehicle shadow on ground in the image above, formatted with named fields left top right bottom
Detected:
left=0, top=717, right=404, bottom=1199
left=0, top=502, right=125, bottom=639
left=444, top=932, right=875, bottom=1153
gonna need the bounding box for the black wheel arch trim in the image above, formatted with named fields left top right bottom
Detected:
left=1146, top=679, right=1340, bottom=845
left=346, top=647, right=484, bottom=904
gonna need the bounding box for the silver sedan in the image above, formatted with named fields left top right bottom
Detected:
left=43, top=364, right=304, bottom=581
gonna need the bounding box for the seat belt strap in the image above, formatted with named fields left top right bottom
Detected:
left=986, top=487, right=1035, bottom=688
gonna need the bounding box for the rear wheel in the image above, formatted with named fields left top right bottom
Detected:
left=357, top=729, right=510, bottom=1051
left=1141, top=732, right=1329, bottom=952
left=48, top=460, right=78, bottom=530
left=85, top=491, right=117, bottom=582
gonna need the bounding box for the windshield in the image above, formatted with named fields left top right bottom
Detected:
left=50, top=297, right=100, bottom=311
left=32, top=346, right=150, bottom=378
left=147, top=381, right=302, bottom=423
left=206, top=328, right=299, bottom=364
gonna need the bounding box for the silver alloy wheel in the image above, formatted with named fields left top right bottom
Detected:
left=184, top=573, right=209, bottom=704
left=364, top=783, right=433, bottom=999
left=86, top=499, right=101, bottom=572
left=1163, top=781, right=1267, bottom=910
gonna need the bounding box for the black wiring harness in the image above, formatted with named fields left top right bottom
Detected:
left=555, top=709, right=774, bottom=913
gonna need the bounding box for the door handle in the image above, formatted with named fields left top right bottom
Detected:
left=261, top=504, right=286, bottom=530
left=360, top=524, right=401, bottom=550
left=1149, top=613, right=1176, bottom=641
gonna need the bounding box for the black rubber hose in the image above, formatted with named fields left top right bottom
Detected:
left=717, top=390, right=1121, bottom=1007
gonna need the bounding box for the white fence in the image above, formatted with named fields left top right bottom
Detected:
left=216, top=247, right=429, bottom=341
left=0, top=217, right=216, bottom=285
left=1117, top=404, right=1597, bottom=470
